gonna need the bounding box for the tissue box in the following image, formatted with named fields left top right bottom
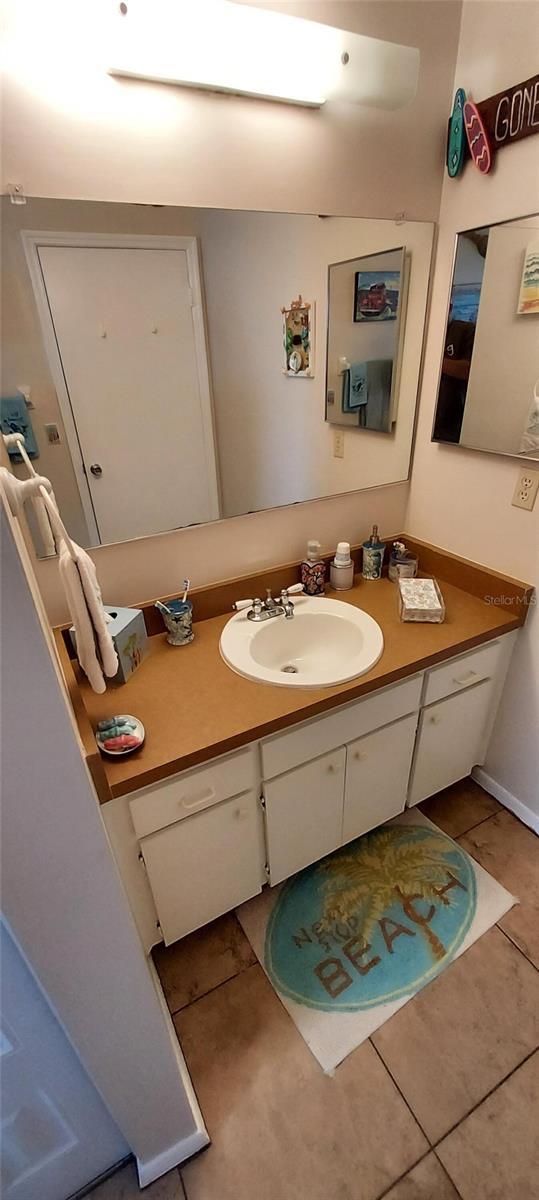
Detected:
left=398, top=578, right=445, bottom=623
left=70, top=605, right=148, bottom=684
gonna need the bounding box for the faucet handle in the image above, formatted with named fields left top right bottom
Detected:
left=284, top=583, right=304, bottom=595
left=232, top=597, right=254, bottom=611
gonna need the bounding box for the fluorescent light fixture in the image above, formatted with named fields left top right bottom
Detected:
left=108, top=0, right=419, bottom=109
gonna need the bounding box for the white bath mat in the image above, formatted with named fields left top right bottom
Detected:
left=237, top=810, right=516, bottom=1073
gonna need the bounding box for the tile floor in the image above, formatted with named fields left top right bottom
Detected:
left=90, top=778, right=538, bottom=1200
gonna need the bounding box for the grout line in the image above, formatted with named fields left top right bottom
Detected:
left=168, top=959, right=259, bottom=1019
left=432, top=1148, right=465, bottom=1199
left=431, top=1046, right=539, bottom=1151
left=494, top=922, right=538, bottom=973
left=373, top=1148, right=432, bottom=1200
left=456, top=809, right=503, bottom=837
left=369, top=1037, right=432, bottom=1145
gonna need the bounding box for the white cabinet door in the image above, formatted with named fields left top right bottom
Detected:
left=140, top=792, right=262, bottom=944
left=343, top=714, right=417, bottom=844
left=264, top=749, right=345, bottom=885
left=408, top=680, right=494, bottom=808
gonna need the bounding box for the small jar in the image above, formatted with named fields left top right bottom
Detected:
left=388, top=541, right=418, bottom=582
left=330, top=542, right=354, bottom=591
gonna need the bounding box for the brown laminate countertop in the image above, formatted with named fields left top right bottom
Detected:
left=68, top=574, right=525, bottom=800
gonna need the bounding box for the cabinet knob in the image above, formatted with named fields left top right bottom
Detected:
left=353, top=749, right=367, bottom=761
left=429, top=714, right=441, bottom=725
left=234, top=807, right=247, bottom=821
left=327, top=762, right=338, bottom=774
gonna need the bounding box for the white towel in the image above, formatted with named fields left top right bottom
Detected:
left=38, top=490, right=118, bottom=694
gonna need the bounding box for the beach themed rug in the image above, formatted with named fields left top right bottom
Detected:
left=236, top=809, right=516, bottom=1073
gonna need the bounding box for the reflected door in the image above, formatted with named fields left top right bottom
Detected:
left=37, top=243, right=219, bottom=544
left=1, top=921, right=128, bottom=1200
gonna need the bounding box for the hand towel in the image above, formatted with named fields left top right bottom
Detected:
left=342, top=362, right=368, bottom=412
left=39, top=491, right=118, bottom=694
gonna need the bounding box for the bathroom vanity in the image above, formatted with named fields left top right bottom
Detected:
left=56, top=537, right=532, bottom=956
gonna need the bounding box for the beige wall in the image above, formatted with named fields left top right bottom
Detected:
left=2, top=0, right=459, bottom=221
left=406, top=0, right=539, bottom=818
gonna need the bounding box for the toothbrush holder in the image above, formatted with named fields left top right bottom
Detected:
left=155, top=599, right=194, bottom=646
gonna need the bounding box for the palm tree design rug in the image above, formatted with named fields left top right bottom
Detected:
left=236, top=811, right=516, bottom=1072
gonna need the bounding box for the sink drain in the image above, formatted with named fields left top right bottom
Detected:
left=281, top=663, right=299, bottom=674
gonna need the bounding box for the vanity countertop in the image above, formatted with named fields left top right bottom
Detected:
left=56, top=553, right=532, bottom=802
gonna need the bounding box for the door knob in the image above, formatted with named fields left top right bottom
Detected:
left=90, top=463, right=103, bottom=478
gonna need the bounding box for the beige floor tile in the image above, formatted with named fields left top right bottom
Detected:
left=372, top=926, right=539, bottom=1144
left=437, top=1052, right=539, bottom=1200
left=381, top=1152, right=460, bottom=1200
left=176, top=965, right=427, bottom=1200
left=459, top=810, right=539, bottom=967
left=88, top=1160, right=184, bottom=1198
left=420, top=778, right=501, bottom=838
left=153, top=913, right=256, bottom=1012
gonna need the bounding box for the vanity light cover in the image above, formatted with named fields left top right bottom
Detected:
left=108, top=0, right=419, bottom=109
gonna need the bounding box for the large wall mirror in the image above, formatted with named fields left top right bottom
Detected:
left=433, top=214, right=539, bottom=458
left=0, top=197, right=433, bottom=557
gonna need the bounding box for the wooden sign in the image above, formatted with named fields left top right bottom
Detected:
left=447, top=74, right=539, bottom=177
left=477, top=74, right=539, bottom=150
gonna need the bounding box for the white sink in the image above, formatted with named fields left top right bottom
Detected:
left=219, top=595, right=384, bottom=688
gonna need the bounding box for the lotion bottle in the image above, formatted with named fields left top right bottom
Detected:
left=330, top=542, right=354, bottom=591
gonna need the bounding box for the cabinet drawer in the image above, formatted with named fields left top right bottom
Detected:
left=343, top=714, right=417, bottom=844
left=423, top=640, right=501, bottom=707
left=264, top=748, right=345, bottom=885
left=140, top=791, right=262, bottom=944
left=129, top=746, right=256, bottom=839
left=261, top=676, right=422, bottom=780
left=408, top=679, right=494, bottom=808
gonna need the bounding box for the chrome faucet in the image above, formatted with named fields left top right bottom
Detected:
left=232, top=584, right=303, bottom=622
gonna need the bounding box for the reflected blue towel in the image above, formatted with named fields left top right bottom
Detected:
left=342, top=362, right=368, bottom=412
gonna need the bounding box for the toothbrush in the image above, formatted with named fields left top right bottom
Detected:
left=182, top=578, right=190, bottom=604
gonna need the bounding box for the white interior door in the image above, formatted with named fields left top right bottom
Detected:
left=36, top=241, right=219, bottom=544
left=1, top=920, right=127, bottom=1200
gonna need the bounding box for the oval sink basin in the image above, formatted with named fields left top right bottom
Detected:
left=219, top=596, right=384, bottom=688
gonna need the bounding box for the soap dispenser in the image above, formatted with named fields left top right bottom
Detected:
left=362, top=525, right=386, bottom=580
left=300, top=540, right=326, bottom=595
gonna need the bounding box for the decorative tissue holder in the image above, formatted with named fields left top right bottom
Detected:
left=398, top=578, right=445, bottom=623
left=155, top=599, right=194, bottom=646
left=69, top=605, right=148, bottom=684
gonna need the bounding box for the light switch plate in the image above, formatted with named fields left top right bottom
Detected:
left=333, top=430, right=345, bottom=459
left=511, top=468, right=539, bottom=511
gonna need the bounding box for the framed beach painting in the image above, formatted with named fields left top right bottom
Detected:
left=354, top=269, right=401, bottom=322
left=517, top=243, right=539, bottom=315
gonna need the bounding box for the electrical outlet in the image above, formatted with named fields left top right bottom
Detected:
left=44, top=423, right=61, bottom=445
left=333, top=429, right=345, bottom=459
left=511, top=468, right=539, bottom=511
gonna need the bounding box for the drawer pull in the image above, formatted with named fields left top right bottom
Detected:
left=353, top=750, right=368, bottom=761
left=453, top=670, right=478, bottom=686
left=428, top=714, right=442, bottom=725
left=179, top=787, right=216, bottom=811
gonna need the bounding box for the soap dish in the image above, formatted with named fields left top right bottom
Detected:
left=96, top=714, right=145, bottom=757
left=398, top=578, right=445, bottom=623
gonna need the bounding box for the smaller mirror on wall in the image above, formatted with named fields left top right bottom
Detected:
left=432, top=213, right=539, bottom=459
left=326, top=247, right=409, bottom=434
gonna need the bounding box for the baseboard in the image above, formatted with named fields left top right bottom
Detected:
left=136, top=1127, right=209, bottom=1188
left=472, top=768, right=539, bottom=835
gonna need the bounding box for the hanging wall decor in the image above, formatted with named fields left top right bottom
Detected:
left=282, top=296, right=314, bottom=376
left=516, top=244, right=539, bottom=316
left=447, top=73, right=539, bottom=177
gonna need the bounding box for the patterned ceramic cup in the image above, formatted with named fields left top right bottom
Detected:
left=155, top=599, right=194, bottom=646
